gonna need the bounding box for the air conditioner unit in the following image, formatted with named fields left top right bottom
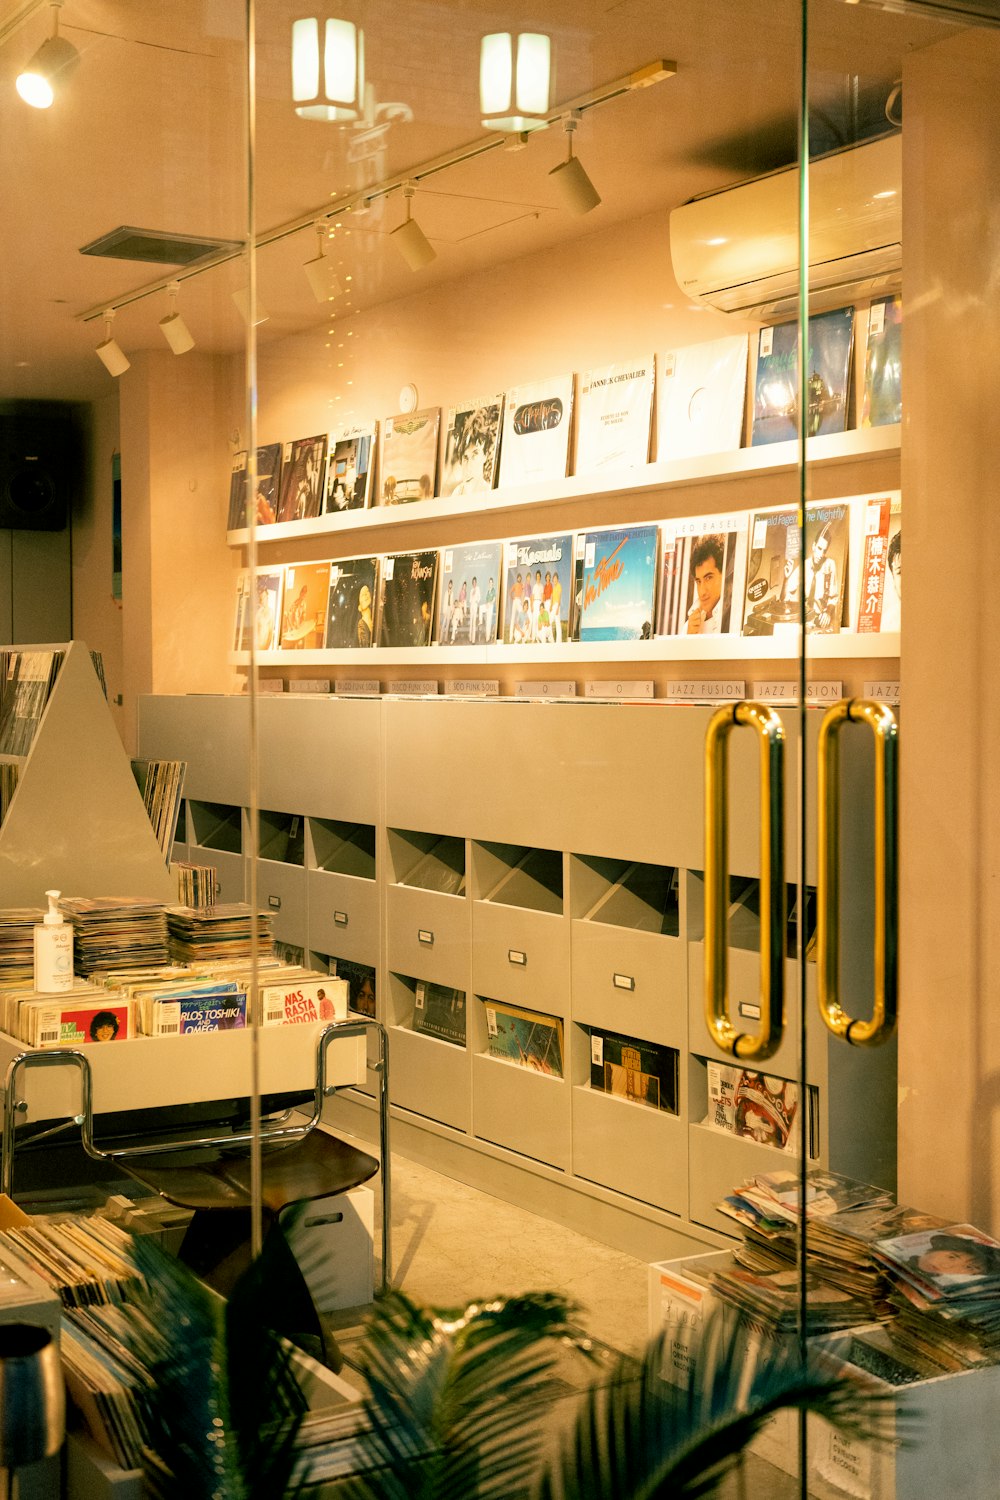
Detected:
left=669, top=134, right=901, bottom=319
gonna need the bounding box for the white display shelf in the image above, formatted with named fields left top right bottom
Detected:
left=0, top=1023, right=367, bottom=1123
left=226, top=425, right=901, bottom=548
left=234, top=631, right=900, bottom=669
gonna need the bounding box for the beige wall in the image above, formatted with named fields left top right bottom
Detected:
left=117, top=349, right=241, bottom=752
left=899, top=27, right=1000, bottom=1227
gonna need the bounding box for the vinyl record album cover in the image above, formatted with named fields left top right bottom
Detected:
left=658, top=336, right=748, bottom=460
left=856, top=492, right=901, bottom=634
left=278, top=561, right=329, bottom=649
left=324, top=556, right=380, bottom=649
left=333, top=958, right=376, bottom=1018
left=862, top=296, right=902, bottom=428
left=227, top=444, right=283, bottom=529
left=578, top=524, right=658, bottom=642
left=239, top=567, right=283, bottom=652
left=378, top=549, right=438, bottom=646
left=742, top=503, right=850, bottom=636
left=437, top=541, right=503, bottom=645
left=502, top=533, right=573, bottom=644
left=574, top=358, right=654, bottom=475
left=276, top=433, right=327, bottom=523
left=497, top=374, right=574, bottom=489
left=379, top=408, right=440, bottom=504
left=325, top=423, right=376, bottom=512
left=413, top=981, right=466, bottom=1046
left=441, top=396, right=504, bottom=497
left=656, top=514, right=748, bottom=637
left=751, top=308, right=854, bottom=446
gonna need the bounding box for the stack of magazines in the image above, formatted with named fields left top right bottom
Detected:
left=0, top=906, right=45, bottom=980
left=871, top=1223, right=1000, bottom=1373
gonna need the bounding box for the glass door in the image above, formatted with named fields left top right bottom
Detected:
left=797, top=1, right=1000, bottom=1495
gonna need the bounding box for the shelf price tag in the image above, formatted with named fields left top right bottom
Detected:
left=591, top=1034, right=604, bottom=1065
left=485, top=1006, right=498, bottom=1036
left=613, top=973, right=635, bottom=991
left=508, top=949, right=527, bottom=966
left=667, top=680, right=745, bottom=702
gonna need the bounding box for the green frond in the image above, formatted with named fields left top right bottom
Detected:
left=340, top=1289, right=588, bottom=1500
left=538, top=1309, right=898, bottom=1500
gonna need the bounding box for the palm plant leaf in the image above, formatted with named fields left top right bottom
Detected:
left=537, top=1308, right=899, bottom=1500
left=340, top=1289, right=588, bottom=1500
left=124, top=1224, right=315, bottom=1500
left=127, top=1234, right=245, bottom=1499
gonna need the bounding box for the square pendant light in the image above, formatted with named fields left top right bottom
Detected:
left=292, top=17, right=364, bottom=122
left=480, top=32, right=551, bottom=132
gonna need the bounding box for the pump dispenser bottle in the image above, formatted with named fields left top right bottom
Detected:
left=33, top=889, right=73, bottom=993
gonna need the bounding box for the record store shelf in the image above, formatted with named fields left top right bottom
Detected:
left=138, top=690, right=897, bottom=1262
left=225, top=425, right=900, bottom=548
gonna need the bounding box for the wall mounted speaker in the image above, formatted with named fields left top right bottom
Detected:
left=0, top=402, right=83, bottom=531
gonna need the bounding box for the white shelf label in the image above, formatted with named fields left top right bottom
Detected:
left=486, top=1006, right=498, bottom=1036
left=667, top=680, right=745, bottom=701
left=450, top=680, right=500, bottom=697
left=418, top=929, right=434, bottom=945
left=515, top=680, right=577, bottom=697
left=738, top=1001, right=761, bottom=1020
left=613, top=972, right=635, bottom=991
left=334, top=911, right=348, bottom=926
left=863, top=679, right=900, bottom=704
left=335, top=679, right=379, bottom=695
left=752, top=681, right=843, bottom=704
left=759, top=326, right=774, bottom=358
left=585, top=681, right=654, bottom=699
left=508, top=949, right=526, bottom=966
left=388, top=680, right=440, bottom=695
left=591, top=1034, right=604, bottom=1065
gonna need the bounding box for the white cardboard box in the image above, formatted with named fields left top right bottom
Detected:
left=288, top=1185, right=375, bottom=1312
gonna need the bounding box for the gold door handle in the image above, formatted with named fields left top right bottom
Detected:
left=704, top=702, right=786, bottom=1060
left=817, top=699, right=898, bottom=1046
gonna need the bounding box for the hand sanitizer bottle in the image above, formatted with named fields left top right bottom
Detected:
left=33, top=890, right=73, bottom=993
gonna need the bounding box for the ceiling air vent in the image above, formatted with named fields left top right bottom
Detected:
left=79, top=226, right=242, bottom=266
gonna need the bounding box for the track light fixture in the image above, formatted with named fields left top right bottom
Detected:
left=390, top=182, right=436, bottom=272
left=303, top=221, right=343, bottom=303
left=548, top=110, right=601, bottom=215
left=16, top=1, right=79, bottom=109
left=158, top=282, right=195, bottom=354
left=479, top=32, right=551, bottom=133
left=95, top=310, right=129, bottom=378
left=292, top=16, right=364, bottom=121
left=231, top=259, right=269, bottom=326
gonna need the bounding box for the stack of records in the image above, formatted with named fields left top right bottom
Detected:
left=872, top=1223, right=1000, bottom=1372
left=174, top=861, right=217, bottom=908
left=0, top=907, right=45, bottom=981
left=131, top=977, right=247, bottom=1036
left=0, top=1215, right=140, bottom=1307
left=716, top=1167, right=900, bottom=1323
left=707, top=1258, right=874, bottom=1337
left=61, top=1306, right=151, bottom=1470
left=165, top=903, right=273, bottom=964
left=2, top=980, right=133, bottom=1047
left=60, top=897, right=170, bottom=974
left=130, top=758, right=186, bottom=860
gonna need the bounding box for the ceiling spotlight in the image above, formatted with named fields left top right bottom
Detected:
left=95, top=310, right=129, bottom=378
left=549, top=110, right=601, bottom=215
left=158, top=282, right=194, bottom=354
left=292, top=16, right=364, bottom=121
left=231, top=273, right=268, bottom=326
left=16, top=1, right=79, bottom=109
left=303, top=221, right=343, bottom=303
left=390, top=182, right=436, bottom=272
left=480, top=32, right=551, bottom=132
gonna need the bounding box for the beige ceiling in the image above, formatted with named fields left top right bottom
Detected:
left=0, top=0, right=955, bottom=402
